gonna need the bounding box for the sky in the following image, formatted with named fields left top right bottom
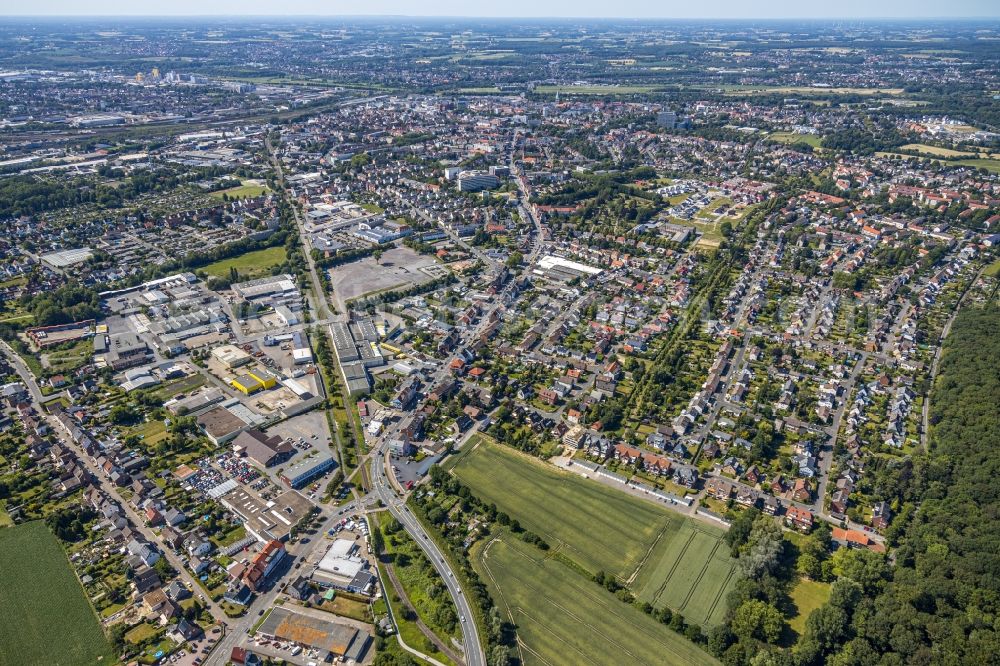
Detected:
left=2, top=0, right=997, bottom=17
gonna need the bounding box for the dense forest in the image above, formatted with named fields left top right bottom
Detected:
left=797, top=306, right=1000, bottom=665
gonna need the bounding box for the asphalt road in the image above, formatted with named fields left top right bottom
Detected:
left=0, top=341, right=230, bottom=624
left=370, top=445, right=485, bottom=666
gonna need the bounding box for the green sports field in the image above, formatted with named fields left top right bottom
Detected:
left=0, top=522, right=115, bottom=665
left=451, top=438, right=738, bottom=628
left=475, top=536, right=719, bottom=666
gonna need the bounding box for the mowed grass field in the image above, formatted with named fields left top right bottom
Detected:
left=768, top=132, right=823, bottom=148
left=787, top=579, right=832, bottom=637
left=451, top=438, right=738, bottom=628
left=210, top=181, right=269, bottom=200
left=474, top=536, right=719, bottom=666
left=201, top=245, right=287, bottom=281
left=984, top=259, right=1000, bottom=279
left=0, top=522, right=115, bottom=665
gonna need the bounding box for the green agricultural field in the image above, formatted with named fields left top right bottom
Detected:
left=451, top=438, right=738, bottom=627
left=898, top=143, right=976, bottom=158
left=0, top=521, right=115, bottom=665
left=632, top=521, right=738, bottom=628
left=201, top=245, right=287, bottom=281
left=474, top=536, right=719, bottom=666
left=450, top=438, right=680, bottom=578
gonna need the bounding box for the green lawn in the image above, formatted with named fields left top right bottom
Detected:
left=787, top=578, right=832, bottom=637
left=45, top=337, right=93, bottom=373
left=768, top=132, right=823, bottom=148
left=125, top=622, right=160, bottom=644
left=0, top=275, right=27, bottom=290
left=0, top=522, right=115, bottom=665
left=210, top=182, right=269, bottom=200
left=474, top=536, right=718, bottom=666
left=201, top=246, right=287, bottom=281
left=953, top=158, right=1000, bottom=174
left=716, top=84, right=903, bottom=96
left=450, top=438, right=738, bottom=627
left=984, top=259, right=1000, bottom=279
left=372, top=543, right=456, bottom=666
left=149, top=374, right=205, bottom=402
left=127, top=419, right=169, bottom=447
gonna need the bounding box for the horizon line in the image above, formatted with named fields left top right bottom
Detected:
left=0, top=14, right=998, bottom=20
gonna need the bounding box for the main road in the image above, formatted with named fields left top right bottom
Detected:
left=266, top=125, right=483, bottom=665
left=266, top=131, right=370, bottom=490
left=369, top=444, right=485, bottom=666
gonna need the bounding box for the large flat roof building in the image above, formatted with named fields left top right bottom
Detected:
left=220, top=487, right=313, bottom=543
left=212, top=344, right=253, bottom=369
left=197, top=405, right=250, bottom=445
left=232, top=274, right=298, bottom=302
left=41, top=247, right=94, bottom=269
left=279, top=453, right=336, bottom=488
left=257, top=607, right=371, bottom=663
left=457, top=171, right=500, bottom=192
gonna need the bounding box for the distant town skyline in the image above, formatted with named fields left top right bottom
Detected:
left=2, top=0, right=997, bottom=18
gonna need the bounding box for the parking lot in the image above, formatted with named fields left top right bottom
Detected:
left=327, top=246, right=437, bottom=312
left=163, top=627, right=222, bottom=666
left=265, top=411, right=333, bottom=462
left=389, top=453, right=441, bottom=488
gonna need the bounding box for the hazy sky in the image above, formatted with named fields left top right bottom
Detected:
left=3, top=0, right=997, bottom=18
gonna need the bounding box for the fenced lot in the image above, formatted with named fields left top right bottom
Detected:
left=0, top=522, right=114, bottom=665
left=450, top=438, right=738, bottom=628
left=474, top=535, right=719, bottom=666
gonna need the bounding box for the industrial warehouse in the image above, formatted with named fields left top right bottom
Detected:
left=255, top=607, right=372, bottom=663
